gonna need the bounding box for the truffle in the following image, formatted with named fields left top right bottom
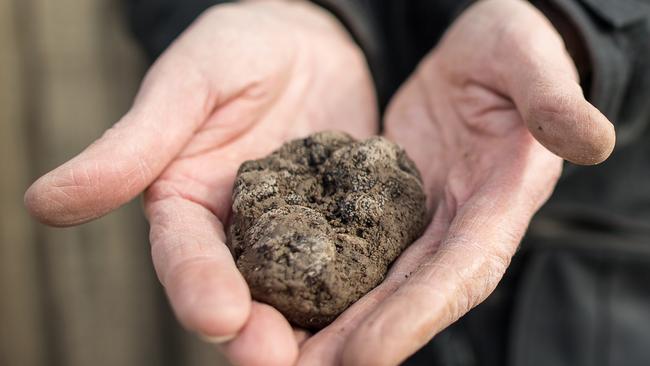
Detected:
left=228, top=131, right=427, bottom=329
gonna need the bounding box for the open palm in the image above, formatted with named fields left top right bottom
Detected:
left=26, top=1, right=617, bottom=365
left=297, top=1, right=614, bottom=365
left=25, top=2, right=376, bottom=364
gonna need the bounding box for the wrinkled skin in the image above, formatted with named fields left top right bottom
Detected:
left=25, top=0, right=615, bottom=365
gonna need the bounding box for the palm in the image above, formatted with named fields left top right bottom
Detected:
left=380, top=53, right=564, bottom=315
left=299, top=22, right=560, bottom=366
left=139, top=1, right=377, bottom=360
left=146, top=0, right=376, bottom=220
left=150, top=116, right=371, bottom=223
left=299, top=1, right=613, bottom=365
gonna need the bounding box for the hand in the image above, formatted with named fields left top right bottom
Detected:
left=297, top=0, right=615, bottom=365
left=24, top=1, right=376, bottom=365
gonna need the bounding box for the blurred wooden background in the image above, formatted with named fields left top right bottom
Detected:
left=0, top=0, right=228, bottom=365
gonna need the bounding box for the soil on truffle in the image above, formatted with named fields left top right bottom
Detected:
left=228, top=131, right=428, bottom=329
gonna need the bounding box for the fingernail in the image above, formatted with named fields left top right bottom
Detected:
left=199, top=333, right=236, bottom=344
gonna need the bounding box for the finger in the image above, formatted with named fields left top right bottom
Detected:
left=23, top=6, right=286, bottom=227
left=297, top=282, right=398, bottom=365
left=146, top=195, right=250, bottom=338
left=343, top=208, right=517, bottom=365
left=500, top=2, right=615, bottom=165
left=220, top=302, right=298, bottom=366
left=342, top=156, right=555, bottom=366
left=23, top=50, right=213, bottom=226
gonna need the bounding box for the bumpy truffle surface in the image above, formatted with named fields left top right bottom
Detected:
left=229, top=131, right=427, bottom=329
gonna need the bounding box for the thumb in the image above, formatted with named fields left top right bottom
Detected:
left=503, top=5, right=615, bottom=165
left=24, top=5, right=293, bottom=227
left=24, top=50, right=211, bottom=226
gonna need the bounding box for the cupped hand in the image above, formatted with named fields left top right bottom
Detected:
left=297, top=0, right=615, bottom=365
left=24, top=1, right=376, bottom=365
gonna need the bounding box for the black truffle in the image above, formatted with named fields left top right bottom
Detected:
left=229, top=131, right=428, bottom=329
